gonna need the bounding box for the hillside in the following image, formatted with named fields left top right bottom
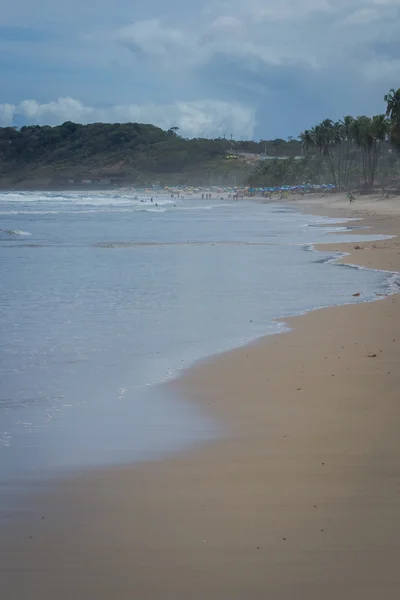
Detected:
left=0, top=122, right=302, bottom=189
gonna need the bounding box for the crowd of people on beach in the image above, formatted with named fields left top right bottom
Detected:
left=132, top=184, right=361, bottom=206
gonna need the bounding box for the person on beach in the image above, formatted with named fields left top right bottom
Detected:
left=348, top=192, right=355, bottom=204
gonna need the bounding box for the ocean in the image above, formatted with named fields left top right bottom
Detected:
left=0, top=190, right=393, bottom=498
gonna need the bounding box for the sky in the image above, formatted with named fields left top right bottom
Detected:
left=0, top=0, right=399, bottom=140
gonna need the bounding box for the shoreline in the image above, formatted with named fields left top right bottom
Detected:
left=1, top=193, right=400, bottom=599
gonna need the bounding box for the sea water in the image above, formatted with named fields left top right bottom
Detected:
left=0, top=191, right=394, bottom=494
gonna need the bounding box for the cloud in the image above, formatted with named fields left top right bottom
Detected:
left=1, top=0, right=399, bottom=139
left=216, top=0, right=332, bottom=22
left=109, top=0, right=400, bottom=76
left=0, top=97, right=256, bottom=139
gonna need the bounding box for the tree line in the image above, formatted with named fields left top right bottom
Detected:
left=1, top=87, right=400, bottom=189
left=0, top=121, right=304, bottom=188
left=249, top=88, right=400, bottom=191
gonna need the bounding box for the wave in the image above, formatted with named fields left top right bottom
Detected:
left=304, top=217, right=361, bottom=226
left=0, top=190, right=176, bottom=211
left=305, top=242, right=399, bottom=299
left=0, top=228, right=32, bottom=236
left=0, top=206, right=172, bottom=215
left=0, top=210, right=61, bottom=215
left=387, top=273, right=400, bottom=295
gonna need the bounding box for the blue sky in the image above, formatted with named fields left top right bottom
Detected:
left=1, top=0, right=399, bottom=139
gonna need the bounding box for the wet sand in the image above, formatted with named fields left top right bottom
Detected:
left=1, top=194, right=400, bottom=599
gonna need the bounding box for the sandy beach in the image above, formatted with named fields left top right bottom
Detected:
left=1, top=193, right=400, bottom=599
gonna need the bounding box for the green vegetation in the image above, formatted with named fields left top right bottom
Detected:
left=1, top=88, right=400, bottom=190
left=0, top=122, right=243, bottom=188
left=249, top=89, right=400, bottom=191
left=385, top=88, right=400, bottom=153
left=0, top=122, right=301, bottom=189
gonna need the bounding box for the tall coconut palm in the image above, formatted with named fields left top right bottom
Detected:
left=351, top=117, right=367, bottom=185
left=385, top=88, right=400, bottom=120
left=300, top=122, right=341, bottom=187
left=299, top=129, right=315, bottom=152
left=352, top=115, right=389, bottom=188
left=384, top=88, right=400, bottom=151
left=370, top=114, right=390, bottom=186
left=312, top=119, right=342, bottom=187
left=339, top=116, right=358, bottom=189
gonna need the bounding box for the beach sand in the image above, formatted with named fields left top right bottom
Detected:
left=1, top=194, right=400, bottom=599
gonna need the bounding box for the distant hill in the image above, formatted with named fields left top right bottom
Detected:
left=0, top=122, right=302, bottom=189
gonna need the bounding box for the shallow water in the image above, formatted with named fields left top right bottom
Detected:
left=0, top=191, right=393, bottom=496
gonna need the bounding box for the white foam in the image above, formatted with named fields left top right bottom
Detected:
left=0, top=190, right=176, bottom=213
left=303, top=217, right=361, bottom=226
left=0, top=228, right=31, bottom=236
left=305, top=242, right=400, bottom=298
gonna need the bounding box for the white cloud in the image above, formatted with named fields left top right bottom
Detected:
left=18, top=98, right=93, bottom=122
left=113, top=7, right=323, bottom=70
left=108, top=0, right=400, bottom=76
left=170, top=100, right=255, bottom=138
left=218, top=0, right=332, bottom=23
left=1, top=0, right=400, bottom=139
left=0, top=97, right=256, bottom=139
left=210, top=16, right=242, bottom=31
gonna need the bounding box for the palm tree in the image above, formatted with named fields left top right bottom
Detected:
left=384, top=88, right=400, bottom=151
left=311, top=120, right=341, bottom=187
left=300, top=122, right=342, bottom=187
left=350, top=117, right=365, bottom=185
left=299, top=129, right=314, bottom=152
left=339, top=116, right=358, bottom=189
left=352, top=115, right=389, bottom=188
left=370, top=115, right=390, bottom=186
left=385, top=88, right=400, bottom=120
